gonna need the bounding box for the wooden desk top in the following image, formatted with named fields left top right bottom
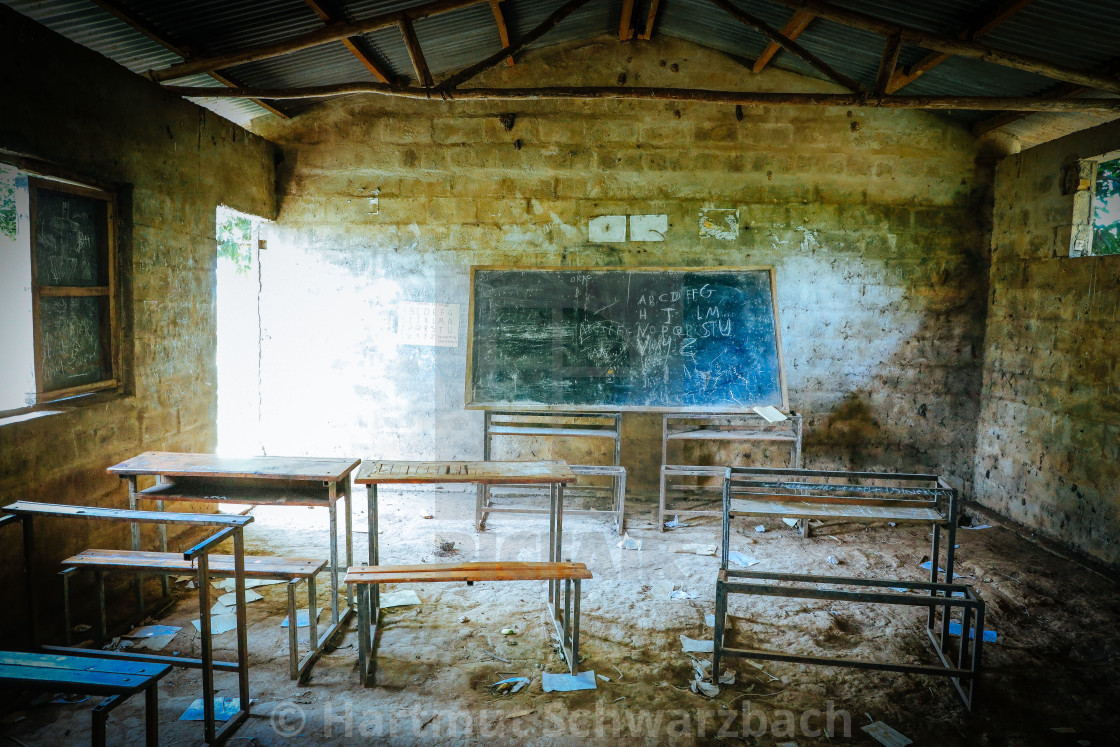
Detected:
left=107, top=451, right=361, bottom=482
left=355, top=460, right=577, bottom=485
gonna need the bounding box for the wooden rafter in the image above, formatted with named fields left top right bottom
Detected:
left=148, top=0, right=489, bottom=83
left=766, top=0, right=1120, bottom=94
left=639, top=0, right=661, bottom=41
left=399, top=18, right=433, bottom=88
left=753, top=10, right=814, bottom=73
left=886, top=0, right=1034, bottom=94
left=303, top=0, right=392, bottom=83
left=488, top=0, right=516, bottom=66
left=709, top=0, right=864, bottom=95
left=619, top=0, right=636, bottom=41
left=164, top=83, right=1120, bottom=112
left=88, top=0, right=288, bottom=118
left=874, top=33, right=902, bottom=96
left=440, top=0, right=597, bottom=91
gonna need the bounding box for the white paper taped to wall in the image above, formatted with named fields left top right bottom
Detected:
left=398, top=301, right=460, bottom=347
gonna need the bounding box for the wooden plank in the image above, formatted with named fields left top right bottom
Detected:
left=3, top=501, right=253, bottom=527
left=63, top=549, right=326, bottom=578
left=0, top=665, right=153, bottom=694
left=398, top=17, right=433, bottom=87
left=729, top=497, right=944, bottom=523
left=345, top=561, right=592, bottom=583
left=355, top=460, right=577, bottom=484
left=304, top=0, right=393, bottom=83
left=37, top=286, right=111, bottom=297
left=488, top=0, right=516, bottom=66
left=619, top=0, right=636, bottom=40
left=137, top=481, right=330, bottom=507
left=107, top=451, right=360, bottom=482
left=874, top=32, right=902, bottom=95
left=0, top=651, right=170, bottom=678
left=638, top=0, right=661, bottom=40
left=886, top=0, right=1034, bottom=93
left=753, top=10, right=814, bottom=73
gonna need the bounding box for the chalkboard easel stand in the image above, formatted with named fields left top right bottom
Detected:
left=658, top=412, right=804, bottom=531
left=478, top=411, right=625, bottom=532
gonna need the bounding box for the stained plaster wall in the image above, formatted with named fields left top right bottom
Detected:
left=973, top=119, right=1120, bottom=566
left=250, top=36, right=991, bottom=502
left=0, top=7, right=276, bottom=644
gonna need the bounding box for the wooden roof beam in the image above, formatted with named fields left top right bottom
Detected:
left=303, top=0, right=392, bottom=83
left=164, top=83, right=1120, bottom=111
left=399, top=18, right=433, bottom=88
left=619, top=0, right=636, bottom=41
left=766, top=0, right=1120, bottom=94
left=148, top=0, right=489, bottom=83
left=753, top=10, right=814, bottom=73
left=886, top=0, right=1034, bottom=93
left=638, top=0, right=661, bottom=40
left=488, top=0, right=516, bottom=66
left=873, top=33, right=902, bottom=96
left=88, top=0, right=288, bottom=118
left=708, top=0, right=865, bottom=95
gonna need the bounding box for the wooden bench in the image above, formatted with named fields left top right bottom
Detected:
left=478, top=464, right=628, bottom=535
left=345, top=561, right=592, bottom=686
left=0, top=650, right=170, bottom=747
left=60, top=549, right=328, bottom=680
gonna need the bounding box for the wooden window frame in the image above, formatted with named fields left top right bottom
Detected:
left=27, top=176, right=121, bottom=402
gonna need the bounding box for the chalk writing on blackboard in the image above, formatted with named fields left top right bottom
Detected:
left=34, top=189, right=103, bottom=287
left=39, top=296, right=104, bottom=390
left=467, top=268, right=786, bottom=412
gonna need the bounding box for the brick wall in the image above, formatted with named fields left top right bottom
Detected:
left=974, top=119, right=1120, bottom=566
left=251, top=36, right=992, bottom=499
left=0, top=7, right=276, bottom=643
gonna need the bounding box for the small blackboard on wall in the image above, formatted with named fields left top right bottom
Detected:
left=466, top=266, right=788, bottom=412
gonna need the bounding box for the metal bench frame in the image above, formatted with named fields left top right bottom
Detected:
left=349, top=562, right=587, bottom=687
left=59, top=552, right=328, bottom=680
left=710, top=470, right=983, bottom=709
left=477, top=463, right=627, bottom=535
left=2, top=503, right=253, bottom=744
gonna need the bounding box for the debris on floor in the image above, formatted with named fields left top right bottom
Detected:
left=617, top=533, right=642, bottom=550
left=755, top=525, right=766, bottom=533
left=380, top=589, right=422, bottom=608
left=215, top=578, right=285, bottom=592
left=670, top=589, right=697, bottom=600
left=680, top=634, right=714, bottom=653
left=728, top=550, right=761, bottom=567
left=123, top=625, right=181, bottom=651
left=489, top=676, right=530, bottom=694
left=651, top=580, right=676, bottom=597
left=664, top=518, right=690, bottom=529
left=281, top=609, right=322, bottom=628
left=179, top=697, right=255, bottom=721
left=541, top=670, right=597, bottom=692
left=782, top=518, right=799, bottom=527
left=948, top=620, right=998, bottom=643
left=861, top=720, right=913, bottom=746
left=191, top=614, right=238, bottom=635
left=217, top=589, right=262, bottom=606
left=675, top=544, right=717, bottom=556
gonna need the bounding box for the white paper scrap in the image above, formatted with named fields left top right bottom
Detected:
left=542, top=670, right=597, bottom=692
left=216, top=578, right=286, bottom=592
left=651, top=580, right=676, bottom=597
left=218, top=589, right=262, bottom=606
left=670, top=589, right=697, bottom=600
left=752, top=405, right=787, bottom=423
left=680, top=635, right=714, bottom=653
left=728, top=551, right=760, bottom=567
left=381, top=590, right=422, bottom=608
left=282, top=609, right=322, bottom=628
left=862, top=721, right=913, bottom=747
left=617, top=534, right=642, bottom=550
left=675, top=544, right=717, bottom=556
left=191, top=614, right=238, bottom=635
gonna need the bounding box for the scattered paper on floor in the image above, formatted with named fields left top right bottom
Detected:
left=728, top=551, right=761, bottom=567
left=191, top=614, right=238, bottom=635
left=617, top=534, right=641, bottom=550
left=123, top=625, right=180, bottom=651
left=542, top=670, right=597, bottom=692
left=381, top=590, right=422, bottom=608
left=680, top=634, right=714, bottom=653
left=217, top=589, right=262, bottom=606
left=675, top=544, right=717, bottom=556
left=216, top=578, right=287, bottom=592
left=862, top=721, right=913, bottom=747
left=179, top=697, right=255, bottom=721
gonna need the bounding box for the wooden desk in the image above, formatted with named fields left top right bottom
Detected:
left=107, top=452, right=360, bottom=658
left=354, top=460, right=578, bottom=653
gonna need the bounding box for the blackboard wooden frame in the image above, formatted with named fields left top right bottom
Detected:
left=465, top=265, right=789, bottom=413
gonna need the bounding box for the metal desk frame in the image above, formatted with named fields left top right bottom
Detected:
left=2, top=502, right=254, bottom=743
left=107, top=451, right=360, bottom=677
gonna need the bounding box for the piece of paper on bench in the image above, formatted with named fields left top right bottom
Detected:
left=381, top=590, right=422, bottom=608
left=752, top=405, right=787, bottom=423
left=192, top=614, right=239, bottom=635
left=542, top=670, right=597, bottom=692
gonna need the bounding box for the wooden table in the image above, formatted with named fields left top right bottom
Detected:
left=107, top=452, right=361, bottom=660
left=354, top=460, right=578, bottom=643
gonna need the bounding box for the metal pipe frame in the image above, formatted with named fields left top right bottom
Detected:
left=478, top=464, right=627, bottom=536
left=7, top=507, right=253, bottom=744
left=479, top=410, right=622, bottom=530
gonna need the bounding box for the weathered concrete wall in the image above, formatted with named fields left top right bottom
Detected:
left=0, top=7, right=275, bottom=643
left=252, top=36, right=991, bottom=499
left=974, top=119, right=1120, bottom=566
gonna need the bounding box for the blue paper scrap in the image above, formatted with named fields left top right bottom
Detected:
left=948, top=620, right=997, bottom=643
left=542, top=670, right=597, bottom=693
left=180, top=697, right=256, bottom=721
left=282, top=609, right=320, bottom=628
left=727, top=551, right=760, bottom=567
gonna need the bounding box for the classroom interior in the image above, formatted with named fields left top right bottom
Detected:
left=1, top=0, right=1119, bottom=744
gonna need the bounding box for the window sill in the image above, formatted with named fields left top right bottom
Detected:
left=0, top=389, right=130, bottom=427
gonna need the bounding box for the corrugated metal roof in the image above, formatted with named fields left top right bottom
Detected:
left=5, top=0, right=1119, bottom=140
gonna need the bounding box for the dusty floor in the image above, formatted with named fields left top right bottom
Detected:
left=3, top=488, right=1120, bottom=746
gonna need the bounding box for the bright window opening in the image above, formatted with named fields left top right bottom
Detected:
left=1070, top=154, right=1120, bottom=257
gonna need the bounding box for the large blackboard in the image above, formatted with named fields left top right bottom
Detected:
left=466, top=267, right=788, bottom=412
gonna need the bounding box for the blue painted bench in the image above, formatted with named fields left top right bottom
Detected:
left=0, top=651, right=170, bottom=746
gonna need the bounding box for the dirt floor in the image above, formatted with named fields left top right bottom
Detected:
left=3, top=488, right=1120, bottom=746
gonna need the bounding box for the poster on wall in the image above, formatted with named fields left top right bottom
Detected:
left=397, top=301, right=460, bottom=347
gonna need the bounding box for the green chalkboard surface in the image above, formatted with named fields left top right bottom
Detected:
left=466, top=267, right=787, bottom=412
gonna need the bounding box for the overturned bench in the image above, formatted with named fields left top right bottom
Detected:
left=0, top=650, right=170, bottom=747
left=346, top=561, right=592, bottom=686
left=61, top=549, right=328, bottom=680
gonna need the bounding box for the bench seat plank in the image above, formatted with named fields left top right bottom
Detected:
left=62, top=549, right=326, bottom=579
left=730, top=498, right=943, bottom=523
left=0, top=652, right=169, bottom=678
left=0, top=652, right=171, bottom=696
left=345, top=561, right=592, bottom=584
